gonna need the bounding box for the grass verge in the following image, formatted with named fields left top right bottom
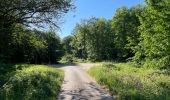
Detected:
left=0, top=64, right=64, bottom=100
left=88, top=63, right=170, bottom=100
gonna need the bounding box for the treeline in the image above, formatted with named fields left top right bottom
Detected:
left=62, top=0, right=170, bottom=69
left=4, top=25, right=63, bottom=63
left=0, top=0, right=73, bottom=64
left=62, top=6, right=142, bottom=61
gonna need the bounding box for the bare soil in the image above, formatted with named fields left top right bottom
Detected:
left=55, top=64, right=113, bottom=100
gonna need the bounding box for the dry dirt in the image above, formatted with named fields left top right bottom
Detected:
left=55, top=64, right=113, bottom=100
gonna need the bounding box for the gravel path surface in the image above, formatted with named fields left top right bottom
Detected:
left=55, top=64, right=113, bottom=100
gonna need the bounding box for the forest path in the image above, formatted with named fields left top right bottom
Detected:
left=55, top=64, right=113, bottom=100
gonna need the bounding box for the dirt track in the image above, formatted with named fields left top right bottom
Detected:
left=56, top=64, right=113, bottom=100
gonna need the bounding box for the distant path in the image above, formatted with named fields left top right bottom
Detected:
left=55, top=64, right=113, bottom=100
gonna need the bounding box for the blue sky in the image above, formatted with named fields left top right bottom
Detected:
left=58, top=0, right=144, bottom=38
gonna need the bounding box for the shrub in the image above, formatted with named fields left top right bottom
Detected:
left=60, top=54, right=75, bottom=63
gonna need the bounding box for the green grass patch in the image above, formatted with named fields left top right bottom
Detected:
left=88, top=62, right=170, bottom=100
left=0, top=64, right=31, bottom=87
left=0, top=64, right=64, bottom=100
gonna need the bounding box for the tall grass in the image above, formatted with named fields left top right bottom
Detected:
left=0, top=64, right=64, bottom=100
left=88, top=63, right=170, bottom=100
left=0, top=64, right=31, bottom=87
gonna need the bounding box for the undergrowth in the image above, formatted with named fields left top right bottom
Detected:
left=0, top=64, right=64, bottom=100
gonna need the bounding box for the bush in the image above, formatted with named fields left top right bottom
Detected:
left=0, top=65, right=64, bottom=100
left=60, top=54, right=75, bottom=63
left=88, top=63, right=170, bottom=100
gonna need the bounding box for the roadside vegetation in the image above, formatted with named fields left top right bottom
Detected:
left=0, top=0, right=170, bottom=99
left=0, top=0, right=72, bottom=98
left=62, top=1, right=170, bottom=99
left=88, top=62, right=170, bottom=100
left=0, top=64, right=64, bottom=100
left=63, top=0, right=170, bottom=69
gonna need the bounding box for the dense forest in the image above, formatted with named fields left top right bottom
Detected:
left=0, top=0, right=170, bottom=99
left=0, top=0, right=72, bottom=99
left=0, top=0, right=169, bottom=69
left=62, top=1, right=170, bottom=69
left=0, top=0, right=73, bottom=64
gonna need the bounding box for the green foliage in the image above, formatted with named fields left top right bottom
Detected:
left=88, top=63, right=170, bottom=100
left=62, top=36, right=74, bottom=55
left=70, top=18, right=115, bottom=61
left=60, top=54, right=75, bottom=63
left=0, top=64, right=64, bottom=100
left=0, top=0, right=73, bottom=63
left=111, top=6, right=143, bottom=60
left=0, top=64, right=29, bottom=87
left=0, top=0, right=73, bottom=27
left=65, top=6, right=142, bottom=62
left=36, top=31, right=63, bottom=63
left=1, top=24, right=63, bottom=64
left=134, top=0, right=170, bottom=68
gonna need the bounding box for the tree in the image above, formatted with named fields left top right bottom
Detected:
left=72, top=18, right=114, bottom=61
left=126, top=5, right=143, bottom=54
left=62, top=36, right=74, bottom=55
left=111, top=6, right=142, bottom=61
left=5, top=24, right=62, bottom=64
left=72, top=22, right=88, bottom=59
left=44, top=32, right=63, bottom=63
left=0, top=0, right=73, bottom=27
left=10, top=25, right=47, bottom=63
left=135, top=0, right=170, bottom=68
left=0, top=0, right=73, bottom=63
left=111, top=7, right=129, bottom=60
